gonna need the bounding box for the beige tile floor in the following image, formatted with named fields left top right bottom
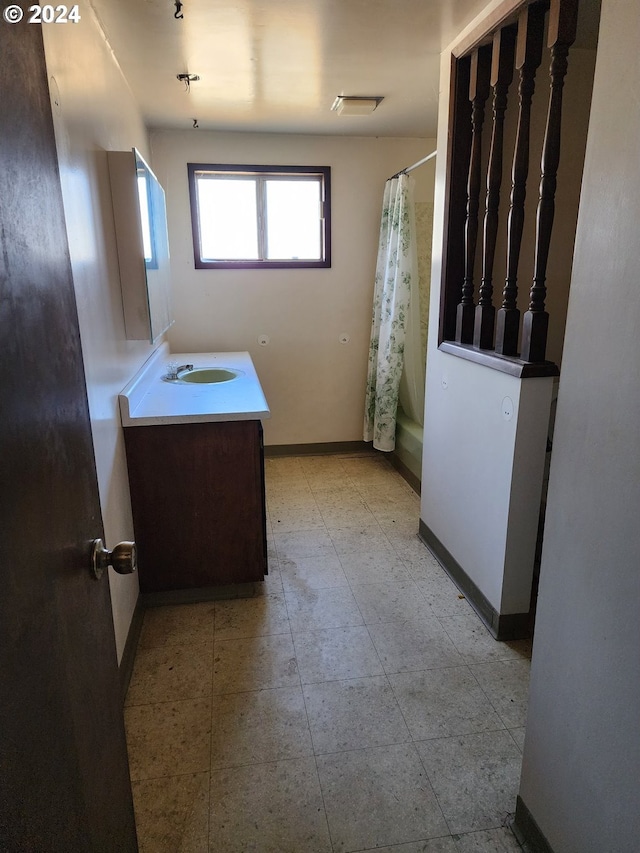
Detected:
left=125, top=453, right=531, bottom=853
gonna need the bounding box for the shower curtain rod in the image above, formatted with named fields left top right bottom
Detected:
left=389, top=149, right=437, bottom=180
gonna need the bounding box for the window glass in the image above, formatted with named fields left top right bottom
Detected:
left=198, top=178, right=259, bottom=261
left=266, top=180, right=321, bottom=260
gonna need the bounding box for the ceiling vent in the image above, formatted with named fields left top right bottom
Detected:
left=331, top=96, right=384, bottom=116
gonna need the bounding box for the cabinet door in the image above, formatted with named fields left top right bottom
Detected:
left=125, top=420, right=267, bottom=591
left=256, top=421, right=269, bottom=572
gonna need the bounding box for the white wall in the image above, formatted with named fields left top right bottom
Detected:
left=518, top=0, right=640, bottom=847
left=422, top=355, right=552, bottom=614
left=150, top=130, right=435, bottom=446
left=43, top=12, right=158, bottom=661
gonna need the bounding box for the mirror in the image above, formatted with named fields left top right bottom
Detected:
left=108, top=148, right=174, bottom=343
left=134, top=149, right=172, bottom=342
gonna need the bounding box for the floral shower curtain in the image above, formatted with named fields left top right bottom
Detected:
left=364, top=173, right=421, bottom=451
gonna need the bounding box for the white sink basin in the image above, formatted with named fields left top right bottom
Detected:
left=178, top=367, right=242, bottom=384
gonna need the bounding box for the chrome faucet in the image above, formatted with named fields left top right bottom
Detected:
left=164, top=362, right=194, bottom=380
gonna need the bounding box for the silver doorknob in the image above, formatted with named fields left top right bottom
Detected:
left=91, top=539, right=137, bottom=580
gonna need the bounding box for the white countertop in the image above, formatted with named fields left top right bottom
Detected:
left=119, top=344, right=270, bottom=427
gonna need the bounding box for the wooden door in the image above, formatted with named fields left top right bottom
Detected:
left=0, top=23, right=138, bottom=851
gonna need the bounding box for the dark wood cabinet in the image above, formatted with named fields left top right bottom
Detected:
left=124, top=419, right=267, bottom=593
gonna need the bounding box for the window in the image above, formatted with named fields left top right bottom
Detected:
left=187, top=164, right=331, bottom=269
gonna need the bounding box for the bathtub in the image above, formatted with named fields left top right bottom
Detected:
left=393, top=407, right=423, bottom=489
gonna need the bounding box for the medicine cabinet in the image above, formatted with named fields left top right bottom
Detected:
left=108, top=148, right=173, bottom=343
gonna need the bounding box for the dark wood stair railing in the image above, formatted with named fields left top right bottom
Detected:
left=521, top=0, right=578, bottom=362
left=495, top=2, right=546, bottom=356
left=441, top=0, right=579, bottom=375
left=455, top=45, right=492, bottom=344
left=474, top=26, right=516, bottom=350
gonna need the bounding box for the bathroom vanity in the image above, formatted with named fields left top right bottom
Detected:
left=119, top=347, right=270, bottom=595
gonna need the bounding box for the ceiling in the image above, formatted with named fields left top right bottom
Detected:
left=89, top=0, right=493, bottom=138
